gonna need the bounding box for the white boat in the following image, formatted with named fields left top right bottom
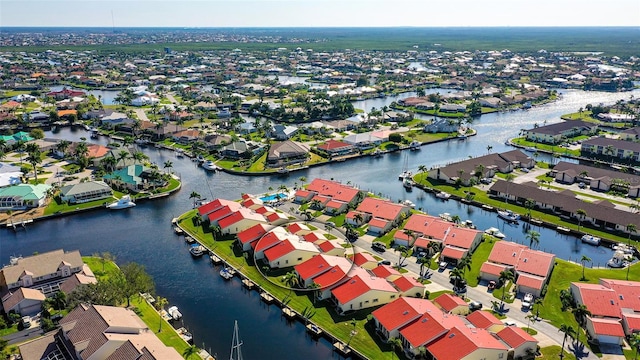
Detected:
left=190, top=244, right=206, bottom=257
left=220, top=267, right=234, bottom=280
left=398, top=171, right=412, bottom=180
left=371, top=149, right=382, bottom=157
left=175, top=149, right=184, bottom=158
left=277, top=167, right=290, bottom=174
left=402, top=199, right=416, bottom=208
left=403, top=178, right=413, bottom=190
left=410, top=140, right=421, bottom=150
left=485, top=227, right=506, bottom=239
left=457, top=134, right=467, bottom=140
left=607, top=251, right=629, bottom=268
left=196, top=154, right=205, bottom=163
left=435, top=191, right=451, bottom=199
left=201, top=160, right=218, bottom=171
left=167, top=306, right=182, bottom=320
left=497, top=210, right=519, bottom=223
left=581, top=234, right=601, bottom=246
left=106, top=195, right=136, bottom=209
left=464, top=220, right=476, bottom=229
left=557, top=226, right=571, bottom=233
left=439, top=212, right=453, bottom=222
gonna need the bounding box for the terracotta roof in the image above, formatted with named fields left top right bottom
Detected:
left=480, top=262, right=509, bottom=276
left=466, top=310, right=503, bottom=329
left=264, top=240, right=296, bottom=262
left=496, top=326, right=537, bottom=348
left=372, top=297, right=440, bottom=332
left=306, top=178, right=361, bottom=203
left=331, top=273, right=397, bottom=304
left=444, top=227, right=480, bottom=250
left=356, top=197, right=408, bottom=221
left=369, top=217, right=391, bottom=230
left=400, top=312, right=448, bottom=348
left=350, top=252, right=377, bottom=267
left=427, top=326, right=508, bottom=360
left=393, top=275, right=424, bottom=293
left=295, top=254, right=352, bottom=281
left=516, top=273, right=546, bottom=291
left=515, top=248, right=555, bottom=277
left=86, top=144, right=110, bottom=158
left=371, top=265, right=401, bottom=279
left=403, top=214, right=441, bottom=234
left=253, top=232, right=284, bottom=252
left=434, top=293, right=467, bottom=312
left=623, top=313, right=640, bottom=332
left=288, top=222, right=311, bottom=234
left=317, top=139, right=352, bottom=151
left=600, top=279, right=640, bottom=312
left=207, top=205, right=236, bottom=223
left=571, top=282, right=621, bottom=318
left=218, top=208, right=266, bottom=229
left=487, top=241, right=526, bottom=266
left=237, top=224, right=270, bottom=245
left=590, top=317, right=625, bottom=337
left=197, top=198, right=240, bottom=217
left=311, top=265, right=348, bottom=288
left=441, top=246, right=467, bottom=260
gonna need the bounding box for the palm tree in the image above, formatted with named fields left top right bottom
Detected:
left=131, top=151, right=147, bottom=164
left=182, top=344, right=199, bottom=359
left=533, top=297, right=543, bottom=319
left=630, top=332, right=640, bottom=360
left=526, top=230, right=540, bottom=249
left=456, top=255, right=472, bottom=277
left=395, top=245, right=410, bottom=268
left=353, top=212, right=364, bottom=225
left=524, top=198, right=535, bottom=219
left=450, top=214, right=461, bottom=224
left=101, top=156, right=117, bottom=172
left=163, top=160, right=173, bottom=174
left=580, top=255, right=591, bottom=280
left=572, top=303, right=592, bottom=328
left=155, top=296, right=168, bottom=332
left=55, top=139, right=71, bottom=158
left=558, top=324, right=576, bottom=359
left=346, top=318, right=358, bottom=346
left=449, top=267, right=465, bottom=288
left=626, top=223, right=637, bottom=246
left=498, top=269, right=515, bottom=306
left=417, top=256, right=430, bottom=279
left=282, top=271, right=300, bottom=299
left=389, top=337, right=403, bottom=359
left=486, top=145, right=493, bottom=154
left=576, top=209, right=587, bottom=232
left=308, top=282, right=321, bottom=305
left=189, top=191, right=201, bottom=208
left=117, top=150, right=130, bottom=167
left=26, top=147, right=42, bottom=182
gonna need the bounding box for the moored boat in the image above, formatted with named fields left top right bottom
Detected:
left=581, top=234, right=601, bottom=246
left=201, top=160, right=218, bottom=171
left=409, top=140, right=421, bottom=150
left=607, top=251, right=629, bottom=268
left=106, top=195, right=136, bottom=210
left=220, top=267, right=234, bottom=280
left=174, top=226, right=184, bottom=235
left=497, top=210, right=519, bottom=223
left=439, top=213, right=453, bottom=222
left=190, top=244, right=206, bottom=257
left=435, top=191, right=451, bottom=200
left=485, top=227, right=506, bottom=239
left=403, top=178, right=413, bottom=190
left=167, top=306, right=182, bottom=320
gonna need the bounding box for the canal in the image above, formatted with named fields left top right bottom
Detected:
left=4, top=88, right=639, bottom=358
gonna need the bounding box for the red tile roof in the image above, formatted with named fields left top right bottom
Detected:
left=207, top=205, right=236, bottom=223
left=590, top=317, right=625, bottom=337
left=600, top=279, right=640, bottom=312
left=369, top=217, right=391, bottom=230
left=372, top=297, right=440, bottom=332
left=393, top=275, right=424, bottom=293
left=331, top=274, right=397, bottom=304
left=441, top=246, right=467, bottom=260
left=496, top=326, right=537, bottom=348
left=303, top=232, right=323, bottom=243
left=515, top=249, right=555, bottom=277
left=306, top=179, right=361, bottom=203
left=252, top=232, right=283, bottom=252
left=317, top=139, right=352, bottom=151
left=400, top=312, right=448, bottom=348
left=371, top=265, right=401, bottom=279
left=427, top=326, right=508, bottom=360
left=356, top=197, right=407, bottom=221
left=264, top=240, right=295, bottom=262
left=325, top=199, right=347, bottom=210
left=237, top=224, right=270, bottom=245
left=466, top=310, right=503, bottom=329
left=434, top=293, right=467, bottom=312
left=572, top=283, right=621, bottom=318
left=480, top=262, right=509, bottom=277
left=623, top=313, right=640, bottom=332
left=197, top=198, right=240, bottom=217
left=311, top=265, right=348, bottom=288
left=516, top=273, right=546, bottom=291
left=288, top=223, right=310, bottom=234
left=444, top=227, right=480, bottom=250
left=317, top=240, right=339, bottom=253
left=218, top=208, right=265, bottom=229
left=403, top=214, right=440, bottom=234
left=350, top=252, right=377, bottom=267
left=487, top=241, right=526, bottom=266
left=294, top=254, right=353, bottom=283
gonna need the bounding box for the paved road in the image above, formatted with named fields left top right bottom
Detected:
left=3, top=326, right=42, bottom=345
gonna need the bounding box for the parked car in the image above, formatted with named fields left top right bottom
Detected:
left=378, top=260, right=391, bottom=266
left=469, top=301, right=483, bottom=311
left=449, top=276, right=467, bottom=287
left=371, top=241, right=387, bottom=252
left=504, top=320, right=516, bottom=326
left=578, top=182, right=586, bottom=189
left=438, top=261, right=448, bottom=270
left=21, top=316, right=32, bottom=329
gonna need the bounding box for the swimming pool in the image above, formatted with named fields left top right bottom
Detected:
left=260, top=193, right=287, bottom=202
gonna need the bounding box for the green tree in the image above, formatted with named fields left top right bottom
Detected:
left=526, top=230, right=540, bottom=249
left=498, top=269, right=515, bottom=307
left=558, top=324, right=576, bottom=359
left=121, top=262, right=155, bottom=307
left=155, top=296, right=168, bottom=332
left=626, top=223, right=637, bottom=246
left=182, top=345, right=199, bottom=359
left=630, top=332, right=640, bottom=360
left=576, top=209, right=587, bottom=232
left=25, top=146, right=42, bottom=182
left=580, top=255, right=591, bottom=280
left=456, top=255, right=472, bottom=277
left=189, top=191, right=201, bottom=208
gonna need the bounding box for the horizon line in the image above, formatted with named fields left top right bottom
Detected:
left=2, top=25, right=639, bottom=29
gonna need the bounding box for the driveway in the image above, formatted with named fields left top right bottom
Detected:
left=134, top=108, right=150, bottom=122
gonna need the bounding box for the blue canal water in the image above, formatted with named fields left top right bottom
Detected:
left=4, top=88, right=639, bottom=358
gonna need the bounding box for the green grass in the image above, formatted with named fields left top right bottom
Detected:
left=427, top=290, right=454, bottom=300
left=43, top=192, right=123, bottom=215
left=0, top=324, right=18, bottom=337
left=492, top=281, right=515, bottom=303
left=511, top=137, right=581, bottom=157
left=466, top=237, right=498, bottom=287
left=327, top=213, right=346, bottom=227
left=523, top=327, right=538, bottom=335
left=539, top=345, right=576, bottom=360
left=82, top=256, right=120, bottom=280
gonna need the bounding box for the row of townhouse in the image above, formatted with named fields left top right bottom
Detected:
left=430, top=150, right=535, bottom=186
left=479, top=241, right=556, bottom=297
left=524, top=120, right=597, bottom=144
left=581, top=136, right=640, bottom=164
left=551, top=161, right=640, bottom=197
left=295, top=178, right=364, bottom=214
left=489, top=180, right=640, bottom=234
left=570, top=279, right=640, bottom=346
left=345, top=197, right=411, bottom=235
left=393, top=213, right=484, bottom=265
left=293, top=254, right=426, bottom=314
left=372, top=296, right=538, bottom=359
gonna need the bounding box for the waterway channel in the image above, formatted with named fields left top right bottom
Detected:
left=4, top=88, right=640, bottom=358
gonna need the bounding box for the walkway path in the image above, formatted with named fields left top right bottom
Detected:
left=134, top=108, right=149, bottom=122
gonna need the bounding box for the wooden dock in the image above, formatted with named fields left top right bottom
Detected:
left=333, top=342, right=352, bottom=356
left=260, top=292, right=274, bottom=304
left=197, top=349, right=216, bottom=360
left=281, top=307, right=296, bottom=319
left=241, top=278, right=255, bottom=289
left=306, top=323, right=323, bottom=337
left=6, top=218, right=33, bottom=230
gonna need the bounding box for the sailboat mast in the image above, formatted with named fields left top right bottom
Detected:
left=230, top=320, right=243, bottom=360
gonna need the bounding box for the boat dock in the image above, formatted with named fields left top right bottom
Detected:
left=241, top=278, right=255, bottom=289
left=260, top=291, right=275, bottom=304
left=333, top=341, right=352, bottom=356
left=209, top=253, right=222, bottom=264
left=198, top=349, right=215, bottom=360
left=6, top=218, right=33, bottom=230
left=306, top=323, right=323, bottom=337
left=281, top=307, right=296, bottom=319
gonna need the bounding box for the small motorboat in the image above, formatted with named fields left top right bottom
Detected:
left=196, top=154, right=205, bottom=163
left=190, top=244, right=206, bottom=257
left=464, top=220, right=476, bottom=229
left=435, top=191, right=451, bottom=200
left=167, top=306, right=182, bottom=320
left=220, top=267, right=234, bottom=280
left=581, top=234, right=601, bottom=246
left=398, top=171, right=412, bottom=180
left=174, top=226, right=184, bottom=235
left=485, top=227, right=506, bottom=239
left=497, top=210, right=519, bottom=223
left=403, top=178, right=413, bottom=190
left=201, top=160, right=218, bottom=171
left=185, top=236, right=196, bottom=244
left=175, top=149, right=184, bottom=158
left=607, top=251, right=629, bottom=268
left=402, top=200, right=416, bottom=208
left=409, top=140, right=421, bottom=150
left=439, top=213, right=453, bottom=222
left=106, top=195, right=136, bottom=209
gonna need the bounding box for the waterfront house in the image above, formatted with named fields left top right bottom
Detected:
left=252, top=231, right=287, bottom=260
left=294, top=254, right=353, bottom=287
left=316, top=139, right=357, bottom=157
left=570, top=279, right=640, bottom=343
left=0, top=183, right=51, bottom=210
left=440, top=227, right=483, bottom=264
left=0, top=162, right=22, bottom=188
left=372, top=297, right=441, bottom=342
left=346, top=197, right=410, bottom=234
left=1, top=287, right=46, bottom=317
left=524, top=120, right=595, bottom=144
left=264, top=239, right=320, bottom=268
left=330, top=268, right=398, bottom=314
left=102, top=164, right=165, bottom=192
left=551, top=161, right=640, bottom=196
left=270, top=124, right=299, bottom=140
left=581, top=136, right=640, bottom=163
left=238, top=122, right=257, bottom=134
left=204, top=133, right=232, bottom=151
left=218, top=207, right=267, bottom=235
left=392, top=275, right=426, bottom=298
left=46, top=88, right=85, bottom=99
left=423, top=118, right=459, bottom=133
left=206, top=204, right=242, bottom=227
left=0, top=249, right=84, bottom=297
left=399, top=312, right=464, bottom=358
left=343, top=132, right=384, bottom=149
left=18, top=304, right=182, bottom=360
left=430, top=150, right=533, bottom=186
left=296, top=178, right=364, bottom=208
left=266, top=141, right=309, bottom=168
left=236, top=223, right=272, bottom=251
left=489, top=180, right=640, bottom=233
left=171, top=129, right=201, bottom=144
left=59, top=181, right=113, bottom=204
left=197, top=198, right=243, bottom=221
left=619, top=127, right=640, bottom=141
left=99, top=111, right=135, bottom=127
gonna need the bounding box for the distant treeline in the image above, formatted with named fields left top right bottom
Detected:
left=1, top=27, right=638, bottom=58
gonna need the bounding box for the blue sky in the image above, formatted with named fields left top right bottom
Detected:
left=1, top=0, right=639, bottom=27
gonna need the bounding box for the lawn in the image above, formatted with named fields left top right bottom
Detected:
left=510, top=137, right=581, bottom=157
left=43, top=191, right=124, bottom=215
left=327, top=213, right=346, bottom=227
left=466, top=236, right=498, bottom=287
left=178, top=211, right=396, bottom=359
left=539, top=345, right=576, bottom=360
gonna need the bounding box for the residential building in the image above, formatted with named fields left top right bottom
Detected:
left=266, top=141, right=309, bottom=168
left=0, top=183, right=51, bottom=210
left=525, top=120, right=596, bottom=144
left=264, top=239, right=320, bottom=268
left=430, top=150, right=534, bottom=186
left=581, top=137, right=640, bottom=163
left=59, top=181, right=113, bottom=204
left=330, top=268, right=398, bottom=314
left=316, top=139, right=357, bottom=157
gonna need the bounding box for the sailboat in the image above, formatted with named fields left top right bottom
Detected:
left=398, top=152, right=411, bottom=181
left=230, top=320, right=243, bottom=360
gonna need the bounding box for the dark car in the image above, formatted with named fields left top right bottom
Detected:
left=378, top=260, right=392, bottom=266
left=449, top=276, right=467, bottom=287
left=469, top=301, right=483, bottom=311
left=371, top=241, right=387, bottom=252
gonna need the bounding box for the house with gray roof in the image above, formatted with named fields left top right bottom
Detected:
left=581, top=137, right=640, bottom=163
left=430, top=150, right=534, bottom=186
left=270, top=124, right=299, bottom=140
left=267, top=141, right=309, bottom=168
left=525, top=120, right=596, bottom=144
left=0, top=183, right=51, bottom=210
left=551, top=161, right=640, bottom=196
left=620, top=127, right=640, bottom=141
left=1, top=287, right=46, bottom=317
left=60, top=181, right=113, bottom=204
left=343, top=132, right=384, bottom=149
